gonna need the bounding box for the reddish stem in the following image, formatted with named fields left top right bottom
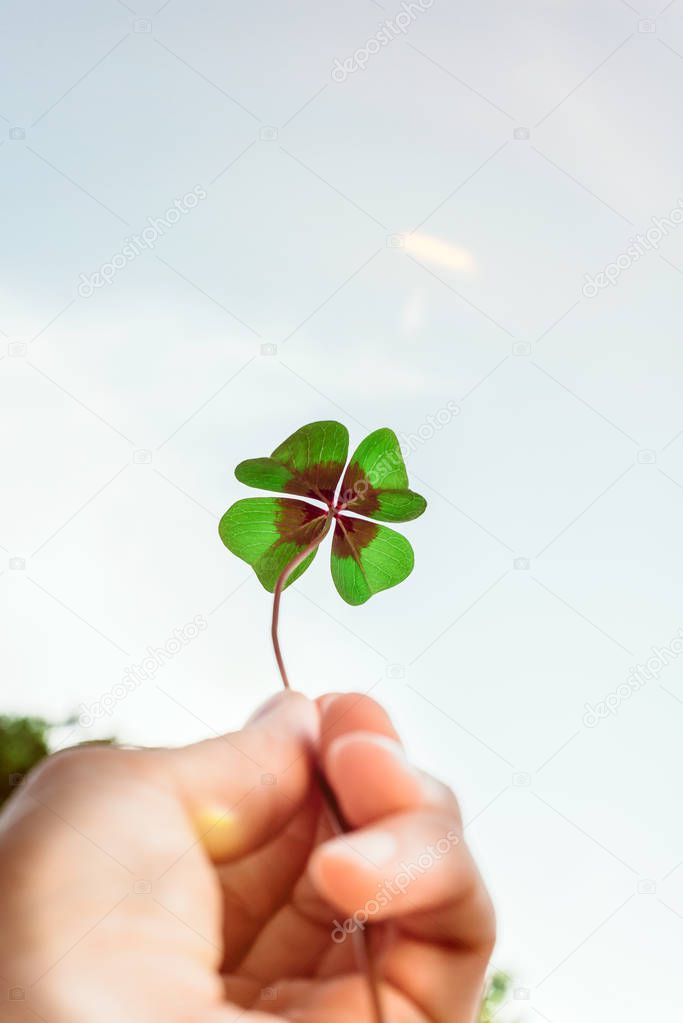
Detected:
left=270, top=510, right=385, bottom=1023
left=271, top=511, right=333, bottom=689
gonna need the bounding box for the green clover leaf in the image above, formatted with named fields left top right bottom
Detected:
left=219, top=420, right=427, bottom=605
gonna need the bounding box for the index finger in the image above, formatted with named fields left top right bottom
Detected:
left=310, top=694, right=495, bottom=1023
left=318, top=692, right=457, bottom=824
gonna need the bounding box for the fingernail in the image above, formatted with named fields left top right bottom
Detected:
left=246, top=691, right=290, bottom=725
left=317, top=693, right=343, bottom=714
left=246, top=690, right=318, bottom=746
left=373, top=738, right=443, bottom=802
left=373, top=737, right=432, bottom=789
left=329, top=733, right=412, bottom=773
left=323, top=830, right=397, bottom=869
left=328, top=733, right=442, bottom=800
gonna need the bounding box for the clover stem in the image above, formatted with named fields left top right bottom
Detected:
left=270, top=508, right=385, bottom=1023
left=271, top=509, right=334, bottom=689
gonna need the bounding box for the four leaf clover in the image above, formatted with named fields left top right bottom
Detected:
left=219, top=421, right=427, bottom=605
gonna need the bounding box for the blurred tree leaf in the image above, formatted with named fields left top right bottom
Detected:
left=479, top=971, right=521, bottom=1022
left=0, top=715, right=51, bottom=806
left=0, top=715, right=114, bottom=807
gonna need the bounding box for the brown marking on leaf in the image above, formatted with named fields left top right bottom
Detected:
left=282, top=460, right=344, bottom=504
left=332, top=514, right=378, bottom=559
left=338, top=461, right=380, bottom=515
left=276, top=499, right=328, bottom=545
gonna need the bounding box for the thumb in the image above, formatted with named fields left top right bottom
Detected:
left=159, top=690, right=319, bottom=862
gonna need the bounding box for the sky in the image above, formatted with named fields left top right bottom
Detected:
left=2, top=0, right=683, bottom=1019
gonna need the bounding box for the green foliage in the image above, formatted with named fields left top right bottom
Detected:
left=0, top=715, right=51, bottom=806
left=219, top=496, right=327, bottom=592
left=479, top=971, right=519, bottom=1022
left=220, top=421, right=427, bottom=604
left=0, top=716, right=115, bottom=807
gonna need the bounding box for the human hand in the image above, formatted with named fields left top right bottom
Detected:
left=0, top=691, right=495, bottom=1023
